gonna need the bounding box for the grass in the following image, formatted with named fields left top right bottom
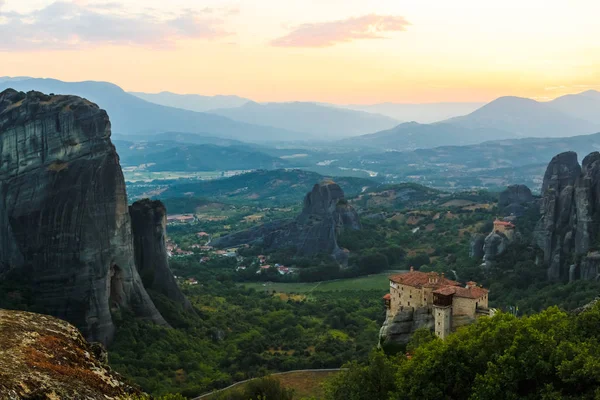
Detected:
left=201, top=370, right=339, bottom=400
left=241, top=271, right=404, bottom=293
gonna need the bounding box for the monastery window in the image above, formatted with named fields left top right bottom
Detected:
left=408, top=302, right=410, bottom=306
left=409, top=295, right=412, bottom=299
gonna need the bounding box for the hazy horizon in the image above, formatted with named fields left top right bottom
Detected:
left=2, top=0, right=599, bottom=104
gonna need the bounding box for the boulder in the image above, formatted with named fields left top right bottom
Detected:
left=0, top=89, right=168, bottom=345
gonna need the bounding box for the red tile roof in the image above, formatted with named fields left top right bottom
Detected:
left=494, top=220, right=515, bottom=227
left=433, top=285, right=488, bottom=299
left=433, top=286, right=457, bottom=296
left=389, top=271, right=460, bottom=289
left=383, top=293, right=391, bottom=300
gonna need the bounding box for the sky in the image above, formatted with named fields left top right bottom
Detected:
left=1, top=0, right=600, bottom=104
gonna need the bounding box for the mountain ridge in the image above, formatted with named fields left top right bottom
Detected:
left=0, top=78, right=309, bottom=142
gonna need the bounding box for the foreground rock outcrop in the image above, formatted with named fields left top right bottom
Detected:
left=534, top=151, right=600, bottom=280
left=0, top=89, right=175, bottom=345
left=0, top=309, right=141, bottom=399
left=130, top=199, right=192, bottom=310
left=213, top=181, right=361, bottom=263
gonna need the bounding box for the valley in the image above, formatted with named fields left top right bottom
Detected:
left=3, top=2, right=600, bottom=398
left=2, top=81, right=600, bottom=399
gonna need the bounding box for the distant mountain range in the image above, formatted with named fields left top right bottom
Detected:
left=208, top=101, right=400, bottom=138
left=445, top=95, right=599, bottom=138
left=548, top=90, right=600, bottom=125
left=341, top=92, right=600, bottom=150
left=338, top=121, right=515, bottom=150
left=341, top=102, right=485, bottom=123
left=2, top=76, right=599, bottom=149
left=0, top=78, right=304, bottom=141
left=130, top=91, right=251, bottom=112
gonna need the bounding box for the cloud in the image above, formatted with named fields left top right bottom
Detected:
left=0, top=1, right=232, bottom=51
left=271, top=14, right=410, bottom=48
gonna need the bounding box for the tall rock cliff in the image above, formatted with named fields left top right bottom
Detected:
left=130, top=199, right=192, bottom=310
left=534, top=151, right=600, bottom=280
left=212, top=181, right=361, bottom=263
left=0, top=89, right=167, bottom=345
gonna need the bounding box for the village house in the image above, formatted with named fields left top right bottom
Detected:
left=384, top=267, right=491, bottom=339
left=276, top=264, right=291, bottom=275
left=166, top=214, right=196, bottom=224
left=185, top=278, right=198, bottom=285
left=196, top=232, right=210, bottom=238
left=256, top=265, right=271, bottom=274
left=173, top=248, right=193, bottom=256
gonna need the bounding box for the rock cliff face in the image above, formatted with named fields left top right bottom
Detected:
left=212, top=181, right=361, bottom=263
left=499, top=184, right=534, bottom=216
left=482, top=231, right=511, bottom=263
left=0, top=89, right=168, bottom=345
left=378, top=308, right=475, bottom=348
left=129, top=199, right=192, bottom=310
left=534, top=151, right=600, bottom=280
left=378, top=307, right=434, bottom=347
left=469, top=234, right=485, bottom=259
left=0, top=309, right=142, bottom=399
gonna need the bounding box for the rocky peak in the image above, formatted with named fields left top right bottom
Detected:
left=299, top=181, right=346, bottom=218
left=0, top=89, right=169, bottom=345
left=213, top=180, right=360, bottom=264
left=535, top=151, right=600, bottom=281
left=540, top=151, right=581, bottom=195
left=129, top=199, right=192, bottom=310
left=498, top=184, right=534, bottom=216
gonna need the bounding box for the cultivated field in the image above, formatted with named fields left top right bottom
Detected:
left=241, top=271, right=405, bottom=293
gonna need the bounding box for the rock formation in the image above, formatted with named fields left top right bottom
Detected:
left=469, top=234, right=485, bottom=259
left=0, top=308, right=143, bottom=399
left=212, top=181, right=361, bottom=263
left=534, top=151, right=600, bottom=281
left=498, top=184, right=534, bottom=216
left=482, top=231, right=511, bottom=263
left=0, top=89, right=174, bottom=345
left=130, top=199, right=192, bottom=310
left=379, top=307, right=434, bottom=347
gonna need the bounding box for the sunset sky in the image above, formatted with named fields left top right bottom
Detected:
left=1, top=0, right=599, bottom=103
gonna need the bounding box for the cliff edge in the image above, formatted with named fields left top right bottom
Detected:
left=0, top=89, right=169, bottom=345
left=0, top=309, right=141, bottom=399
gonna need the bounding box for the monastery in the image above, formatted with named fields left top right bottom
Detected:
left=383, top=268, right=491, bottom=339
